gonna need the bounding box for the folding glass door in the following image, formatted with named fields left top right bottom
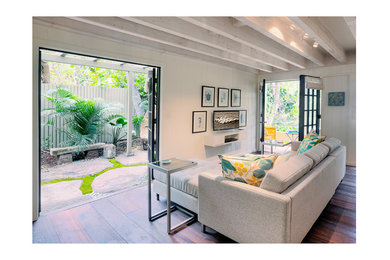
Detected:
left=298, top=75, right=322, bottom=140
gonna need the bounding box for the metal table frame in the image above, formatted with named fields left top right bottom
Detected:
left=262, top=140, right=291, bottom=154
left=286, top=131, right=299, bottom=141
left=147, top=158, right=197, bottom=234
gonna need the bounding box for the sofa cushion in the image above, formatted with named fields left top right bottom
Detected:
left=321, top=137, right=341, bottom=153
left=274, top=151, right=296, bottom=167
left=218, top=154, right=278, bottom=187
left=260, top=155, right=314, bottom=193
left=303, top=143, right=330, bottom=168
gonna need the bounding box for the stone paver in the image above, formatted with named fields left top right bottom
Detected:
left=40, top=180, right=91, bottom=213
left=41, top=157, right=114, bottom=182
left=92, top=166, right=147, bottom=194
left=115, top=149, right=147, bottom=166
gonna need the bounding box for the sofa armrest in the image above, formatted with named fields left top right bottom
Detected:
left=291, top=141, right=301, bottom=152
left=198, top=172, right=291, bottom=243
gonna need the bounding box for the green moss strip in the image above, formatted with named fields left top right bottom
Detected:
left=41, top=158, right=147, bottom=195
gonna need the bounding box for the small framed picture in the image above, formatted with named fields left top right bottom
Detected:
left=231, top=89, right=241, bottom=107
left=201, top=86, right=215, bottom=107
left=217, top=88, right=229, bottom=107
left=192, top=111, right=207, bottom=133
left=239, top=110, right=247, bottom=127
left=328, top=92, right=345, bottom=106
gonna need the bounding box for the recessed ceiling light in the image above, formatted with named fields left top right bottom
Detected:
left=289, top=24, right=296, bottom=30
left=303, top=33, right=309, bottom=39
left=313, top=41, right=319, bottom=48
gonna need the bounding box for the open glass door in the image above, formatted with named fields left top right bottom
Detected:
left=259, top=79, right=266, bottom=153
left=298, top=75, right=322, bottom=140
left=147, top=67, right=160, bottom=163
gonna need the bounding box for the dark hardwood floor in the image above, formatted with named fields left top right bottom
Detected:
left=33, top=166, right=356, bottom=243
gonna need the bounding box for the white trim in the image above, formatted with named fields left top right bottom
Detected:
left=41, top=53, right=150, bottom=74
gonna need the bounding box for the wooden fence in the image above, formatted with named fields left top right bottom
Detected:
left=41, top=84, right=129, bottom=149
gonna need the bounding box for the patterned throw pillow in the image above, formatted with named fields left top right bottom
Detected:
left=218, top=154, right=278, bottom=187
left=297, top=131, right=319, bottom=155
left=241, top=154, right=270, bottom=160
left=306, top=129, right=319, bottom=140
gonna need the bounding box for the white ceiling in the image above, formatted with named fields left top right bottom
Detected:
left=318, top=17, right=356, bottom=51
left=33, top=16, right=356, bottom=74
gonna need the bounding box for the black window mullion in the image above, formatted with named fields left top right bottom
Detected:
left=311, top=94, right=314, bottom=129
left=306, top=93, right=309, bottom=134
left=316, top=90, right=321, bottom=134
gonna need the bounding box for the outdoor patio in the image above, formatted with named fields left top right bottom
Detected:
left=41, top=149, right=148, bottom=214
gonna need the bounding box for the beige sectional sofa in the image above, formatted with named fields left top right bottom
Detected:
left=152, top=137, right=346, bottom=243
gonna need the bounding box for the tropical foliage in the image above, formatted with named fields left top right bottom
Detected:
left=43, top=88, right=123, bottom=150
left=265, top=81, right=299, bottom=132
left=132, top=115, right=145, bottom=137
left=47, top=61, right=148, bottom=112
left=109, top=117, right=128, bottom=147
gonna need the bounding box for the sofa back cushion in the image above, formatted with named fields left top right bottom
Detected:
left=274, top=151, right=296, bottom=167
left=303, top=143, right=329, bottom=168
left=260, top=155, right=314, bottom=193
left=321, top=137, right=341, bottom=153
left=218, top=154, right=278, bottom=187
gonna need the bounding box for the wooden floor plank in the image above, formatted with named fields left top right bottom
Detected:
left=32, top=215, right=61, bottom=243
left=34, top=166, right=356, bottom=243
left=68, top=203, right=126, bottom=243
left=90, top=198, right=159, bottom=243
left=47, top=210, right=93, bottom=243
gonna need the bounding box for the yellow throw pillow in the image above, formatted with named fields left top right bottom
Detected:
left=218, top=154, right=278, bottom=187
left=318, top=136, right=326, bottom=143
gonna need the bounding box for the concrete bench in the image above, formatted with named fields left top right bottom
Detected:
left=50, top=143, right=116, bottom=164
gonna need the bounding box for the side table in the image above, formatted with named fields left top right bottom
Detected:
left=262, top=140, right=291, bottom=154
left=147, top=158, right=197, bottom=234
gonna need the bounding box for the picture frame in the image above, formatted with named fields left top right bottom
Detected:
left=201, top=86, right=215, bottom=107
left=213, top=110, right=240, bottom=131
left=239, top=110, right=247, bottom=127
left=231, top=89, right=241, bottom=107
left=192, top=111, right=207, bottom=133
left=217, top=87, right=229, bottom=107
left=328, top=92, right=345, bottom=106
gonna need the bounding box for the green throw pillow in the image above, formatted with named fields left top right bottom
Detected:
left=306, top=129, right=319, bottom=140
left=297, top=130, right=319, bottom=155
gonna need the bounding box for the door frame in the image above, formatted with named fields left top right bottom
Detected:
left=298, top=75, right=322, bottom=140
left=35, top=47, right=161, bottom=220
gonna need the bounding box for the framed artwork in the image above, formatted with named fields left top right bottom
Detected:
left=217, top=88, right=229, bottom=107
left=231, top=89, right=241, bottom=107
left=192, top=111, right=207, bottom=133
left=239, top=110, right=247, bottom=127
left=201, top=86, right=215, bottom=107
left=328, top=92, right=345, bottom=106
left=213, top=110, right=239, bottom=131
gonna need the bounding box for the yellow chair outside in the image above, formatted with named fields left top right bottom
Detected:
left=264, top=126, right=276, bottom=140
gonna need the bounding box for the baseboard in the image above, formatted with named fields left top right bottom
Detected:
left=347, top=161, right=356, bottom=167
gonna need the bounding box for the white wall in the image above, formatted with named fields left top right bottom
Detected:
left=32, top=23, right=258, bottom=220
left=260, top=64, right=356, bottom=166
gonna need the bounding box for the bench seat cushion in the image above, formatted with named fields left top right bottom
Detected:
left=153, top=159, right=220, bottom=198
